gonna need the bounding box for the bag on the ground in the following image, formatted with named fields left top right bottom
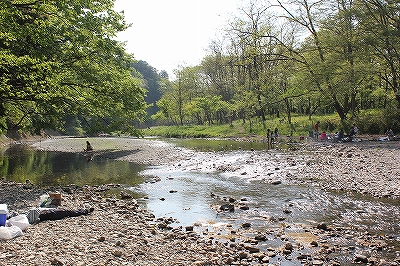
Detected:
left=0, top=225, right=22, bottom=240
left=8, top=214, right=30, bottom=231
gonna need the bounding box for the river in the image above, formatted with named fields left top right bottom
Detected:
left=1, top=139, right=399, bottom=264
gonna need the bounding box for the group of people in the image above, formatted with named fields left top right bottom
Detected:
left=313, top=122, right=359, bottom=142
left=334, top=125, right=358, bottom=142
left=268, top=122, right=396, bottom=143
left=266, top=127, right=279, bottom=145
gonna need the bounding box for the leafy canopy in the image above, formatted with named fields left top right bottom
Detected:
left=0, top=0, right=147, bottom=137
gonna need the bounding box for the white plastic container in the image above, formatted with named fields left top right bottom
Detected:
left=0, top=204, right=8, bottom=227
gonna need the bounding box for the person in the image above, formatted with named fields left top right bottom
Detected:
left=274, top=127, right=279, bottom=141
left=320, top=131, right=327, bottom=141
left=85, top=141, right=93, bottom=152
left=336, top=129, right=344, bottom=142
left=386, top=128, right=395, bottom=141
left=348, top=125, right=356, bottom=140
left=266, top=129, right=271, bottom=146
left=313, top=121, right=320, bottom=140
left=353, top=124, right=358, bottom=135
left=26, top=207, right=94, bottom=224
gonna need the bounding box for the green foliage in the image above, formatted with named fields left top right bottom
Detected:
left=145, top=114, right=327, bottom=138
left=131, top=60, right=162, bottom=118
left=146, top=111, right=400, bottom=139
left=152, top=0, right=400, bottom=132
left=355, top=109, right=400, bottom=134
left=146, top=123, right=246, bottom=138
left=143, top=110, right=400, bottom=138
left=0, top=0, right=147, bottom=138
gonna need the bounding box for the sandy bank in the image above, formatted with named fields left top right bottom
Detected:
left=30, top=137, right=194, bottom=165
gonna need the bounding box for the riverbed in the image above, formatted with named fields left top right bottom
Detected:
left=1, top=136, right=399, bottom=265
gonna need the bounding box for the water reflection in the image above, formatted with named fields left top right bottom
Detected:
left=137, top=166, right=400, bottom=262
left=1, top=145, right=145, bottom=187
left=138, top=167, right=400, bottom=236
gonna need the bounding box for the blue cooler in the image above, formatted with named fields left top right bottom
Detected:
left=0, top=204, right=8, bottom=227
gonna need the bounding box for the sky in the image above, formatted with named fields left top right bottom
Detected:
left=114, top=0, right=244, bottom=77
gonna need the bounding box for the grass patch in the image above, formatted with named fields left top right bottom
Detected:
left=145, top=114, right=345, bottom=138
left=144, top=111, right=398, bottom=138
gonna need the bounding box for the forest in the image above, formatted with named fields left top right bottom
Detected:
left=1, top=0, right=399, bottom=138
left=152, top=0, right=400, bottom=134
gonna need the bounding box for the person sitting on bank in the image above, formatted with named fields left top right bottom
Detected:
left=84, top=141, right=93, bottom=152
left=386, top=128, right=395, bottom=141
left=348, top=126, right=357, bottom=141
left=320, top=131, right=327, bottom=141
left=335, top=129, right=345, bottom=142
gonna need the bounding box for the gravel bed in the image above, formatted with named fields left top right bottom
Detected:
left=0, top=136, right=399, bottom=265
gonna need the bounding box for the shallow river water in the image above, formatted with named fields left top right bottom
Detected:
left=1, top=140, right=399, bottom=264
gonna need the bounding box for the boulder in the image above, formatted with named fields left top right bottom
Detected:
left=220, top=204, right=234, bottom=212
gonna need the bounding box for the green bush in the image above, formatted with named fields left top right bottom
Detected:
left=383, top=109, right=400, bottom=133
left=145, top=111, right=400, bottom=138
left=354, top=109, right=400, bottom=134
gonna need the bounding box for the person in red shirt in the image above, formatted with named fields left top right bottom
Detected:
left=313, top=121, right=320, bottom=139
left=320, top=131, right=327, bottom=141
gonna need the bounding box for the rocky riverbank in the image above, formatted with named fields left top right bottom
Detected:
left=0, top=180, right=250, bottom=265
left=297, top=140, right=400, bottom=199
left=1, top=136, right=399, bottom=265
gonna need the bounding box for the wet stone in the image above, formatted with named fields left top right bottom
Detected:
left=317, top=223, right=329, bottom=231
left=284, top=242, right=294, bottom=250
left=185, top=226, right=194, bottom=232
left=244, top=245, right=260, bottom=253
left=254, top=234, right=267, bottom=241
left=354, top=254, right=368, bottom=263
left=220, top=203, right=235, bottom=212
left=242, top=222, right=251, bottom=228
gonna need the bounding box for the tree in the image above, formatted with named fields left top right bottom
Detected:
left=131, top=60, right=162, bottom=118
left=0, top=0, right=147, bottom=138
left=201, top=41, right=237, bottom=102
left=356, top=0, right=400, bottom=108
left=277, top=0, right=350, bottom=120
left=187, top=96, right=227, bottom=126
left=227, top=3, right=277, bottom=122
